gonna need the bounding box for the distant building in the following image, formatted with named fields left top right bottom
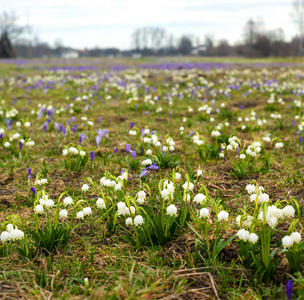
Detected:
left=61, top=49, right=79, bottom=59
left=191, top=45, right=207, bottom=55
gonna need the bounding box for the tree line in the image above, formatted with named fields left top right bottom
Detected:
left=1, top=3, right=304, bottom=58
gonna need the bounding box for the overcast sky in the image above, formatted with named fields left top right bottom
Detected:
left=1, top=0, right=297, bottom=49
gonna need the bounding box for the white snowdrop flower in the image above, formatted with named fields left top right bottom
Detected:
left=80, top=150, right=86, bottom=157
left=62, top=149, right=68, bottom=156
left=210, top=117, right=214, bottom=122
left=6, top=224, right=14, bottom=233
left=142, top=159, right=152, bottom=167
left=282, top=205, right=295, bottom=217
left=0, top=231, right=10, bottom=243
left=63, top=197, right=73, bottom=206
left=266, top=216, right=278, bottom=228
left=45, top=199, right=55, bottom=207
left=219, top=152, right=225, bottom=158
left=227, top=145, right=233, bottom=151
left=243, top=216, right=253, bottom=227
left=262, top=136, right=271, bottom=143
left=182, top=181, right=194, bottom=191
left=143, top=137, right=151, bottom=144
left=4, top=141, right=10, bottom=148
left=12, top=133, right=20, bottom=140
left=82, top=184, right=89, bottom=192
left=161, top=189, right=170, bottom=200
left=169, top=145, right=175, bottom=152
left=144, top=129, right=150, bottom=135
left=69, top=147, right=78, bottom=155
left=134, top=215, right=144, bottom=226
left=175, top=172, right=181, bottom=181
left=100, top=177, right=106, bottom=185
left=248, top=233, right=259, bottom=244
left=238, top=117, right=242, bottom=122
left=240, top=154, right=246, bottom=159
left=130, top=206, right=136, bottom=214
left=197, top=170, right=203, bottom=176
left=241, top=125, right=246, bottom=130
left=83, top=207, right=92, bottom=215
left=125, top=217, right=133, bottom=226
left=120, top=171, right=128, bottom=181
left=59, top=209, right=68, bottom=218
left=290, top=232, right=301, bottom=243
left=87, top=121, right=94, bottom=126
left=16, top=121, right=21, bottom=127
left=217, top=211, right=229, bottom=222
left=162, top=146, right=168, bottom=152
left=96, top=198, right=106, bottom=209
left=282, top=236, right=294, bottom=248
left=20, top=139, right=24, bottom=144
left=35, top=205, right=44, bottom=214
left=39, top=198, right=46, bottom=206
left=146, top=149, right=152, bottom=155
left=40, top=178, right=48, bottom=184
left=268, top=206, right=281, bottom=218
left=237, top=229, right=250, bottom=241
left=179, top=126, right=184, bottom=131
left=211, top=130, right=221, bottom=137
left=114, top=182, right=122, bottom=191
left=258, top=193, right=269, bottom=204
left=184, top=193, right=191, bottom=202
left=167, top=204, right=178, bottom=217
left=129, top=130, right=137, bottom=136
left=76, top=211, right=85, bottom=219
left=10, top=229, right=24, bottom=240
left=137, top=191, right=146, bottom=203
left=24, top=122, right=31, bottom=127
left=193, top=193, right=206, bottom=204
left=235, top=215, right=241, bottom=227
left=275, top=142, right=283, bottom=149
left=199, top=208, right=210, bottom=218
left=155, top=141, right=161, bottom=147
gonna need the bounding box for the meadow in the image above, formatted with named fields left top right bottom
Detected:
left=0, top=57, right=304, bottom=299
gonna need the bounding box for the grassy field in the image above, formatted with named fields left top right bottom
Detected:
left=0, top=58, right=304, bottom=299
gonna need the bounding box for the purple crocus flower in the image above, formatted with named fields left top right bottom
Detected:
left=240, top=105, right=244, bottom=110
left=300, top=136, right=303, bottom=145
left=59, top=124, right=64, bottom=133
left=43, top=123, right=47, bottom=132
left=73, top=124, right=77, bottom=134
left=113, top=147, right=119, bottom=153
left=237, top=147, right=240, bottom=155
left=96, top=136, right=101, bottom=147
left=79, top=133, right=87, bottom=145
left=189, top=131, right=194, bottom=137
left=90, top=151, right=95, bottom=162
left=141, top=148, right=144, bottom=155
left=169, top=113, right=172, bottom=118
left=125, top=144, right=131, bottom=153
left=130, top=150, right=136, bottom=160
left=67, top=119, right=70, bottom=126
left=30, top=187, right=36, bottom=195
left=98, top=117, right=102, bottom=123
left=140, top=169, right=149, bottom=178
left=0, top=133, right=3, bottom=139
left=72, top=117, right=76, bottom=123
left=19, top=141, right=23, bottom=151
left=130, top=122, right=135, bottom=129
left=292, top=120, right=296, bottom=127
left=146, top=163, right=158, bottom=170
left=28, top=168, right=32, bottom=179
left=286, top=280, right=292, bottom=300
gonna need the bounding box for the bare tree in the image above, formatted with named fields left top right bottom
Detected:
left=291, top=0, right=304, bottom=55
left=0, top=11, right=28, bottom=42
